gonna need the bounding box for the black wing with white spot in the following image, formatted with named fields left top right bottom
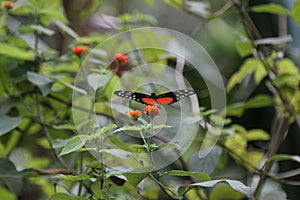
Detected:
left=156, top=89, right=196, bottom=104
left=114, top=89, right=196, bottom=105
left=114, top=90, right=152, bottom=104
left=173, top=89, right=196, bottom=102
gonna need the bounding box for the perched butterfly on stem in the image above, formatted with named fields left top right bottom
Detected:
left=114, top=89, right=196, bottom=105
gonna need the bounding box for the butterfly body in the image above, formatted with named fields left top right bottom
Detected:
left=114, top=89, right=195, bottom=105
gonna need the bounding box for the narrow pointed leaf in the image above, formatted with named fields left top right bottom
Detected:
left=0, top=116, right=22, bottom=136
left=191, top=179, right=252, bottom=198
left=27, top=71, right=53, bottom=96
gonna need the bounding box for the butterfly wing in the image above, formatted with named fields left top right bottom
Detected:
left=114, top=90, right=155, bottom=105
left=157, top=89, right=196, bottom=105
left=114, top=90, right=134, bottom=99
left=156, top=92, right=178, bottom=105
left=115, top=89, right=196, bottom=105
left=132, top=92, right=156, bottom=105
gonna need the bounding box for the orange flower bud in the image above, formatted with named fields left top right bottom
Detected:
left=127, top=110, right=141, bottom=120
left=114, top=53, right=128, bottom=64
left=72, top=46, right=87, bottom=56
left=144, top=105, right=160, bottom=117
left=3, top=1, right=14, bottom=10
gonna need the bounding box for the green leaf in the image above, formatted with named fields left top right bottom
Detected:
left=100, top=149, right=131, bottom=160
left=48, top=193, right=88, bottom=200
left=191, top=179, right=252, bottom=198
left=177, top=186, right=188, bottom=197
left=87, top=73, right=112, bottom=91
left=107, top=135, right=132, bottom=151
left=100, top=124, right=118, bottom=133
left=244, top=95, right=274, bottom=108
left=52, top=174, right=91, bottom=181
left=278, top=58, right=299, bottom=74
left=268, top=154, right=300, bottom=163
left=119, top=11, right=158, bottom=25
left=112, top=125, right=143, bottom=133
left=93, top=190, right=109, bottom=199
left=189, top=147, right=222, bottom=175
left=0, top=43, right=35, bottom=61
left=165, top=170, right=211, bottom=181
left=39, top=9, right=68, bottom=25
left=246, top=129, right=270, bottom=141
left=27, top=71, right=53, bottom=96
left=152, top=124, right=172, bottom=130
left=55, top=78, right=87, bottom=95
left=273, top=74, right=300, bottom=88
left=52, top=139, right=68, bottom=149
left=184, top=1, right=210, bottom=18
left=59, top=135, right=89, bottom=156
left=227, top=95, right=273, bottom=117
left=163, top=0, right=182, bottom=9
left=0, top=116, right=22, bottom=136
left=53, top=124, right=76, bottom=130
left=30, top=25, right=55, bottom=36
left=235, top=40, right=253, bottom=57
left=226, top=58, right=266, bottom=91
left=53, top=20, right=80, bottom=39
left=0, top=158, right=37, bottom=178
left=156, top=143, right=177, bottom=150
left=124, top=172, right=149, bottom=186
left=292, top=0, right=300, bottom=25
left=209, top=183, right=245, bottom=200
left=0, top=186, right=17, bottom=200
left=251, top=3, right=291, bottom=15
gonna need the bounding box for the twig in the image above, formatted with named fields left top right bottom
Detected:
left=35, top=91, right=72, bottom=172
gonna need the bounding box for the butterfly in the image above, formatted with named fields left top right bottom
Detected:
left=114, top=89, right=196, bottom=105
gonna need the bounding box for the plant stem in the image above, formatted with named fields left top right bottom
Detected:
left=253, top=113, right=289, bottom=198
left=149, top=173, right=179, bottom=200
left=35, top=92, right=71, bottom=171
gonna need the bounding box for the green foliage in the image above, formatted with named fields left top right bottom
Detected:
left=27, top=72, right=54, bottom=96
left=235, top=39, right=253, bottom=57
left=189, top=179, right=252, bottom=198
left=184, top=1, right=211, bottom=18
left=251, top=3, right=291, bottom=15
left=0, top=0, right=299, bottom=199
left=226, top=58, right=267, bottom=91
left=163, top=0, right=182, bottom=9
left=164, top=170, right=211, bottom=181
left=227, top=95, right=274, bottom=117
left=209, top=183, right=246, bottom=200
left=0, top=116, right=22, bottom=136
left=0, top=43, right=35, bottom=61
left=267, top=154, right=300, bottom=163
left=48, top=193, right=88, bottom=200
left=189, top=147, right=222, bottom=175
left=292, top=0, right=300, bottom=25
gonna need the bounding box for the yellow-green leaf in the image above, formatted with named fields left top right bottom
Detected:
left=227, top=58, right=266, bottom=91
left=246, top=129, right=270, bottom=141
left=251, top=3, right=291, bottom=15
left=0, top=43, right=34, bottom=61
left=292, top=0, right=300, bottom=25
left=235, top=40, right=253, bottom=57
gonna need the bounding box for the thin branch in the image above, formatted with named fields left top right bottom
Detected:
left=35, top=91, right=73, bottom=172
left=273, top=168, right=300, bottom=179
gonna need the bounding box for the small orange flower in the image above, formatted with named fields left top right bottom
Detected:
left=128, top=110, right=141, bottom=120
left=114, top=53, right=128, bottom=64
left=72, top=46, right=87, bottom=56
left=3, top=1, right=14, bottom=9
left=144, top=105, right=160, bottom=117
